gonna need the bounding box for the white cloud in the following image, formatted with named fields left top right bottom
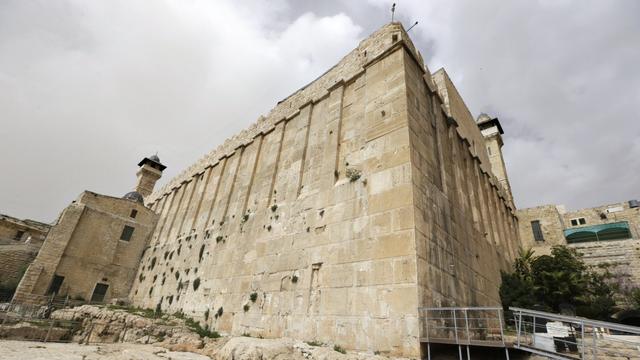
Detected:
left=367, top=0, right=640, bottom=210
left=0, top=0, right=362, bottom=221
left=1, top=0, right=638, bottom=222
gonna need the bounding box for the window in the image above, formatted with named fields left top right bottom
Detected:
left=531, top=220, right=544, bottom=242
left=130, top=209, right=138, bottom=219
left=91, top=283, right=109, bottom=303
left=487, top=146, right=492, bottom=155
left=13, top=230, right=25, bottom=240
left=46, top=275, right=65, bottom=295
left=570, top=218, right=586, bottom=226
left=120, top=225, right=135, bottom=241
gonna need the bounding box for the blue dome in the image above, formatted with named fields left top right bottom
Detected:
left=123, top=191, right=144, bottom=203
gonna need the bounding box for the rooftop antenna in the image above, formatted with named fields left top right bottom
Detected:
left=407, top=21, right=419, bottom=32
left=391, top=3, right=396, bottom=22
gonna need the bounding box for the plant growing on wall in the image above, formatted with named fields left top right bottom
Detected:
left=345, top=168, right=361, bottom=182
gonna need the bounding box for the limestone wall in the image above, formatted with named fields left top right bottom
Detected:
left=0, top=214, right=49, bottom=245
left=571, top=239, right=640, bottom=285
left=431, top=69, right=491, bottom=171
left=130, top=23, right=518, bottom=358
left=517, top=205, right=567, bottom=250
left=405, top=50, right=518, bottom=309
left=0, top=243, right=39, bottom=296
left=0, top=214, right=50, bottom=298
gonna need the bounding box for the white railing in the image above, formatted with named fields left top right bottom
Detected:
left=511, top=307, right=640, bottom=359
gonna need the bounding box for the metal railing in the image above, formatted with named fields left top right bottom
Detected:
left=511, top=307, right=640, bottom=359
left=421, top=306, right=640, bottom=359
left=419, top=307, right=510, bottom=360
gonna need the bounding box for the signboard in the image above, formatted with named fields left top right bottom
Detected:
left=546, top=321, right=570, bottom=337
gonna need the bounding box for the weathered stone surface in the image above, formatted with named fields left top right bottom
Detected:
left=128, top=22, right=519, bottom=358
left=12, top=191, right=159, bottom=304
left=0, top=214, right=50, bottom=296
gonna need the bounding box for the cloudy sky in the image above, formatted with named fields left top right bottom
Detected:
left=1, top=0, right=638, bottom=223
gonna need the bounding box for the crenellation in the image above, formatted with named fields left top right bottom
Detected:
left=149, top=24, right=421, bottom=203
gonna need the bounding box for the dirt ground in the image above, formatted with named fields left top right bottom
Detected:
left=0, top=340, right=212, bottom=360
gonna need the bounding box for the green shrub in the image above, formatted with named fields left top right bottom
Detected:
left=184, top=317, right=220, bottom=338
left=333, top=345, right=346, bottom=354
left=500, top=246, right=617, bottom=320
left=345, top=168, right=361, bottom=182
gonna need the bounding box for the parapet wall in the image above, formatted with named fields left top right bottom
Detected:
left=148, top=23, right=415, bottom=204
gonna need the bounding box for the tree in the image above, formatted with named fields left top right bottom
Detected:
left=500, top=245, right=617, bottom=320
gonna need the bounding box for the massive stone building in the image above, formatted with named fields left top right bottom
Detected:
left=128, top=23, right=520, bottom=357
left=12, top=156, right=166, bottom=304
left=517, top=200, right=640, bottom=285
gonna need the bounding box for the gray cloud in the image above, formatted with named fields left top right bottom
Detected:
left=366, top=0, right=640, bottom=210
left=1, top=0, right=638, bottom=222
left=0, top=0, right=363, bottom=222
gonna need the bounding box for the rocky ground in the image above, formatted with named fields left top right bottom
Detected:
left=0, top=340, right=211, bottom=360
left=0, top=305, right=406, bottom=360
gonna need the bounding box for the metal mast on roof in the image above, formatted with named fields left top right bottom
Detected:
left=391, top=3, right=396, bottom=22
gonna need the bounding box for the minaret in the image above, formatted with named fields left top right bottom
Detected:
left=477, top=114, right=513, bottom=203
left=133, top=155, right=166, bottom=199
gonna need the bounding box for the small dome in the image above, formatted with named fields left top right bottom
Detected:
left=149, top=154, right=161, bottom=163
left=123, top=191, right=144, bottom=203
left=477, top=113, right=492, bottom=123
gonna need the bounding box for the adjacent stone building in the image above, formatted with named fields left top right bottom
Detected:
left=12, top=156, right=166, bottom=304
left=0, top=214, right=50, bottom=298
left=129, top=23, right=520, bottom=357
left=0, top=213, right=50, bottom=246
left=517, top=200, right=640, bottom=284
